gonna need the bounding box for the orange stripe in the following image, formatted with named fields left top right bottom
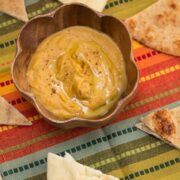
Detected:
left=134, top=46, right=157, bottom=56
left=1, top=62, right=179, bottom=112
left=3, top=92, right=34, bottom=111
left=0, top=60, right=11, bottom=67
left=137, top=54, right=178, bottom=69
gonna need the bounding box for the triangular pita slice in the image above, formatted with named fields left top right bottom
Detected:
left=47, top=152, right=118, bottom=180
left=125, top=0, right=180, bottom=56
left=59, top=0, right=108, bottom=12
left=0, top=97, right=32, bottom=126
left=136, top=107, right=180, bottom=149
left=0, top=0, right=28, bottom=22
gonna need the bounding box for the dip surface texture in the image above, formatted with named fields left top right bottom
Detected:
left=27, top=26, right=127, bottom=120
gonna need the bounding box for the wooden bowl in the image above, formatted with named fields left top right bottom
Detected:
left=11, top=3, right=139, bottom=129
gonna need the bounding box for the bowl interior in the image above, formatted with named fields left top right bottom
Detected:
left=12, top=4, right=138, bottom=125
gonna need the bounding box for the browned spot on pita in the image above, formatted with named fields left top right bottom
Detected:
left=127, top=19, right=136, bottom=32
left=153, top=109, right=176, bottom=136
left=125, top=0, right=180, bottom=56
left=15, top=118, right=24, bottom=123
left=145, top=27, right=155, bottom=42
left=174, top=40, right=180, bottom=49
left=169, top=2, right=177, bottom=9
left=156, top=14, right=163, bottom=20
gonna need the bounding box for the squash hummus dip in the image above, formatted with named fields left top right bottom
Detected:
left=27, top=26, right=127, bottom=120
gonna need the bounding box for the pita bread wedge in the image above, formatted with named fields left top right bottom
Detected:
left=47, top=152, right=118, bottom=180
left=0, top=0, right=28, bottom=22
left=59, top=0, right=108, bottom=12
left=0, top=96, right=32, bottom=126
left=125, top=0, right=180, bottom=56
left=136, top=107, right=180, bottom=149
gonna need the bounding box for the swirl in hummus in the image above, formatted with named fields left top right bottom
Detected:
left=27, top=26, right=127, bottom=120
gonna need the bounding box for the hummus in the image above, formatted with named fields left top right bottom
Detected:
left=27, top=26, right=127, bottom=120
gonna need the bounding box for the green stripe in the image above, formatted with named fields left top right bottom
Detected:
left=0, top=88, right=179, bottom=155
left=0, top=66, right=10, bottom=74
left=0, top=0, right=60, bottom=36
left=0, top=0, right=157, bottom=36
left=121, top=157, right=180, bottom=180
left=26, top=157, right=180, bottom=180
left=26, top=173, right=46, bottom=180
left=1, top=126, right=138, bottom=177
left=27, top=158, right=180, bottom=180
left=123, top=87, right=180, bottom=112
left=2, top=134, right=173, bottom=178
left=0, top=126, right=137, bottom=155
left=79, top=136, right=173, bottom=173
left=105, top=0, right=132, bottom=9
left=25, top=136, right=174, bottom=180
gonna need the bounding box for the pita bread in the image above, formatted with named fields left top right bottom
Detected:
left=0, top=0, right=28, bottom=22
left=136, top=107, right=180, bottom=149
left=125, top=0, right=180, bottom=56
left=0, top=96, right=32, bottom=126
left=47, top=152, right=118, bottom=180
left=59, top=0, right=108, bottom=12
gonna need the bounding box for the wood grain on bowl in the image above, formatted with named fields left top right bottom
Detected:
left=11, top=3, right=139, bottom=129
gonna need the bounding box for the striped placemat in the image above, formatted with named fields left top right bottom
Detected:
left=0, top=0, right=180, bottom=179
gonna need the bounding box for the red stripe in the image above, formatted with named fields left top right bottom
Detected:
left=0, top=93, right=178, bottom=163
left=0, top=56, right=178, bottom=90
left=0, top=79, right=13, bottom=87
left=132, top=70, right=180, bottom=102
left=139, top=57, right=180, bottom=76
left=133, top=46, right=172, bottom=60
left=134, top=49, right=161, bottom=62
left=20, top=108, right=38, bottom=118
left=0, top=124, right=92, bottom=163
left=0, top=70, right=179, bottom=148
left=118, top=92, right=179, bottom=121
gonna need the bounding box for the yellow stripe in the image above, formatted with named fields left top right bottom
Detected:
left=0, top=84, right=16, bottom=96
left=0, top=51, right=14, bottom=62
left=0, top=78, right=179, bottom=133
left=0, top=2, right=59, bottom=30
left=123, top=87, right=179, bottom=112
left=0, top=124, right=62, bottom=155
left=135, top=160, right=180, bottom=180
left=140, top=65, right=180, bottom=83
left=132, top=40, right=142, bottom=49
left=0, top=72, right=11, bottom=79
left=0, top=30, right=19, bottom=42
left=0, top=114, right=41, bottom=132
left=0, top=45, right=16, bottom=62
left=104, top=0, right=157, bottom=19
left=0, top=60, right=11, bottom=67
left=91, top=141, right=163, bottom=169
left=160, top=171, right=180, bottom=180
left=1, top=64, right=179, bottom=96
left=109, top=150, right=180, bottom=178
left=0, top=87, right=178, bottom=133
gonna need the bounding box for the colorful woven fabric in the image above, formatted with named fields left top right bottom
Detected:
left=0, top=0, right=180, bottom=179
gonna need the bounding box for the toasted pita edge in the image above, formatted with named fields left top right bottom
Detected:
left=136, top=123, right=180, bottom=149
left=125, top=0, right=180, bottom=57
left=0, top=0, right=28, bottom=22
left=0, top=97, right=32, bottom=126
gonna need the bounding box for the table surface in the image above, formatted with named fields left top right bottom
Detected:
left=0, top=0, right=180, bottom=179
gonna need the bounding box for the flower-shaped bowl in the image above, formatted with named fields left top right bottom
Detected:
left=11, top=3, right=139, bottom=129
